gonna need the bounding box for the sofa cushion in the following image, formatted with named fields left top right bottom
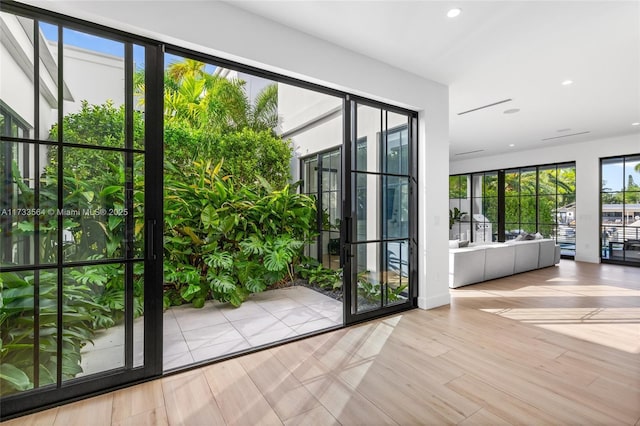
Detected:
left=449, top=247, right=486, bottom=288
left=484, top=244, right=516, bottom=281
left=537, top=239, right=556, bottom=268
left=513, top=240, right=541, bottom=273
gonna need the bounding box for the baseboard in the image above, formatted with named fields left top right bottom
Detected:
left=417, top=292, right=451, bottom=310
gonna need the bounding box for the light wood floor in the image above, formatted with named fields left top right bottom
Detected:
left=4, top=260, right=640, bottom=425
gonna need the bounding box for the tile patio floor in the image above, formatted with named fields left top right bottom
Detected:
left=80, top=285, right=343, bottom=374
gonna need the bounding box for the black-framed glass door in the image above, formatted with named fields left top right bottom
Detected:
left=343, top=99, right=417, bottom=324
left=0, top=4, right=163, bottom=417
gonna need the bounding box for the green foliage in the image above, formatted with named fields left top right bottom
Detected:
left=449, top=207, right=466, bottom=230
left=203, top=128, right=292, bottom=189
left=356, top=271, right=407, bottom=304
left=163, top=159, right=316, bottom=308
left=0, top=270, right=108, bottom=396
left=295, top=258, right=342, bottom=290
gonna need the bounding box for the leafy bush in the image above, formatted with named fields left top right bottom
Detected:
left=0, top=270, right=109, bottom=395
left=163, top=159, right=316, bottom=308
left=296, top=257, right=342, bottom=290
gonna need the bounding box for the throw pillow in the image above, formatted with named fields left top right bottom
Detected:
left=458, top=240, right=469, bottom=248
left=449, top=240, right=460, bottom=248
left=523, top=233, right=536, bottom=240
left=534, top=232, right=543, bottom=240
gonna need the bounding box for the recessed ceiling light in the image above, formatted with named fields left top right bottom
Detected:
left=509, top=144, right=515, bottom=147
left=561, top=80, right=573, bottom=86
left=503, top=108, right=520, bottom=114
left=632, top=122, right=640, bottom=126
left=447, top=8, right=462, bottom=18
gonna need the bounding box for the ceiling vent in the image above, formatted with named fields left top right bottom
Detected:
left=457, top=99, right=512, bottom=115
left=454, top=149, right=485, bottom=156
left=541, top=131, right=590, bottom=141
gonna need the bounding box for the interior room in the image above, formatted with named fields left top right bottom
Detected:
left=1, top=1, right=638, bottom=424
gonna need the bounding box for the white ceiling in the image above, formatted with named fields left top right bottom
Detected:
left=227, top=1, right=640, bottom=160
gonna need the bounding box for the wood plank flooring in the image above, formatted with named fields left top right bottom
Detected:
left=3, top=260, right=639, bottom=425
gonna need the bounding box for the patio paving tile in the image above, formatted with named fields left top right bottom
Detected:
left=272, top=306, right=327, bottom=326
left=219, top=300, right=269, bottom=322
left=172, top=303, right=229, bottom=332
left=245, top=326, right=298, bottom=347
left=257, top=297, right=305, bottom=314
left=191, top=338, right=252, bottom=362
left=292, top=318, right=342, bottom=335
left=182, top=322, right=244, bottom=352
left=231, top=313, right=288, bottom=339
left=82, top=286, right=345, bottom=373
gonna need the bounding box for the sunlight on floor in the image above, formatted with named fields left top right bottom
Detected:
left=481, top=307, right=640, bottom=354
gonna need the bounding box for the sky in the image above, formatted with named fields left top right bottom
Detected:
left=602, top=160, right=640, bottom=192
left=40, top=22, right=215, bottom=72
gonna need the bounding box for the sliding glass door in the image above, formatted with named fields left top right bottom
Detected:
left=343, top=99, right=417, bottom=323
left=0, top=6, right=163, bottom=417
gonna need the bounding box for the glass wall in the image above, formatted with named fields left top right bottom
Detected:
left=601, top=155, right=640, bottom=264
left=0, top=6, right=151, bottom=413
left=448, top=174, right=470, bottom=240
left=471, top=171, right=498, bottom=242
left=450, top=162, right=576, bottom=256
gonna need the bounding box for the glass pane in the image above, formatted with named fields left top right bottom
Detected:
left=355, top=105, right=381, bottom=172
left=0, top=268, right=58, bottom=397
left=505, top=196, right=520, bottom=223
left=538, top=166, right=557, bottom=194
left=472, top=174, right=484, bottom=196
left=0, top=12, right=35, bottom=139
left=384, top=241, right=409, bottom=306
left=354, top=242, right=381, bottom=314
left=538, top=223, right=555, bottom=239
left=505, top=170, right=519, bottom=195
left=62, top=148, right=125, bottom=261
left=39, top=21, right=60, bottom=141
left=321, top=230, right=340, bottom=269
left=538, top=195, right=556, bottom=224
left=557, top=164, right=576, bottom=192
left=459, top=175, right=468, bottom=198
left=66, top=263, right=125, bottom=379
left=625, top=156, right=640, bottom=192
left=0, top=142, right=58, bottom=266
left=133, top=153, right=144, bottom=258
left=133, top=44, right=145, bottom=150
left=62, top=28, right=125, bottom=147
left=354, top=172, right=379, bottom=242
left=602, top=158, right=623, bottom=192
left=520, top=168, right=536, bottom=195
left=482, top=197, right=498, bottom=224
left=133, top=263, right=144, bottom=368
left=483, top=173, right=498, bottom=196
left=383, top=176, right=409, bottom=239
left=384, top=116, right=408, bottom=175
left=304, top=158, right=318, bottom=195
left=602, top=192, right=623, bottom=226
left=520, top=195, right=536, bottom=224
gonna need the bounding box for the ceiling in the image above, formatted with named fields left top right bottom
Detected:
left=227, top=1, right=640, bottom=160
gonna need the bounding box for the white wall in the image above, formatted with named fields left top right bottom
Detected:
left=59, top=44, right=125, bottom=114
left=25, top=0, right=451, bottom=309
left=450, top=133, right=640, bottom=263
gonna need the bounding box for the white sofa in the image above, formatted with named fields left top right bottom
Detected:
left=449, top=239, right=560, bottom=288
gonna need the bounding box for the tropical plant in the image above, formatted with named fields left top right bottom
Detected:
left=0, top=269, right=109, bottom=396
left=356, top=271, right=407, bottom=304
left=163, top=159, right=316, bottom=308
left=449, top=207, right=466, bottom=230
left=295, top=257, right=342, bottom=290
